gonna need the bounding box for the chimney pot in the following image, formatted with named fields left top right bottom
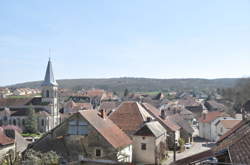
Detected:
left=161, top=110, right=166, bottom=119
left=99, top=109, right=106, bottom=119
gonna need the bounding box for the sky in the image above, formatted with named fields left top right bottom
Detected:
left=0, top=0, right=249, bottom=86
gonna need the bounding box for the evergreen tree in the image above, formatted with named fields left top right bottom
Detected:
left=24, top=107, right=38, bottom=134
left=124, top=88, right=129, bottom=97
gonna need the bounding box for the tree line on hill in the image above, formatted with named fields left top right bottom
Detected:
left=7, top=77, right=239, bottom=93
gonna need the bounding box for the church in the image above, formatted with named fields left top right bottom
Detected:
left=0, top=59, right=60, bottom=132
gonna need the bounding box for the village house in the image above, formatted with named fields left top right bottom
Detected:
left=141, top=103, right=181, bottom=148
left=133, top=121, right=167, bottom=164
left=0, top=59, right=60, bottom=132
left=177, top=96, right=203, bottom=116
left=214, top=119, right=241, bottom=141
left=198, top=111, right=233, bottom=141
left=204, top=100, right=228, bottom=112
left=63, top=100, right=93, bottom=114
left=0, top=128, right=15, bottom=161
left=28, top=110, right=132, bottom=163
left=109, top=101, right=170, bottom=164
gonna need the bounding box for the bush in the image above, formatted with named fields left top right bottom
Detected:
left=22, top=149, right=59, bottom=165
left=178, top=138, right=185, bottom=152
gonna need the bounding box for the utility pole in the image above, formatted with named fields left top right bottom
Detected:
left=173, top=133, right=176, bottom=163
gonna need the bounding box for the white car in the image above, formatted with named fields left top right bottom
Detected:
left=184, top=143, right=192, bottom=149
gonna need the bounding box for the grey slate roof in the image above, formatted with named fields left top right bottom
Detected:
left=41, top=59, right=58, bottom=86
left=135, top=121, right=166, bottom=137
left=146, top=121, right=166, bottom=137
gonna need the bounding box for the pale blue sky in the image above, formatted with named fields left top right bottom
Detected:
left=0, top=0, right=249, bottom=86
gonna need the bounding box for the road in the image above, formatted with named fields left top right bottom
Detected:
left=163, top=138, right=214, bottom=165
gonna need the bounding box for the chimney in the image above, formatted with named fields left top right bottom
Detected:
left=146, top=117, right=151, bottom=122
left=161, top=110, right=166, bottom=120
left=99, top=109, right=106, bottom=119
left=202, top=110, right=207, bottom=120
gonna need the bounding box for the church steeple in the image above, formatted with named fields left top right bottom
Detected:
left=42, top=58, right=58, bottom=86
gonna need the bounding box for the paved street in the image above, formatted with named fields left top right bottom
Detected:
left=163, top=138, right=214, bottom=165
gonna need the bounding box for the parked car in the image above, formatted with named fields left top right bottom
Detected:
left=184, top=143, right=192, bottom=149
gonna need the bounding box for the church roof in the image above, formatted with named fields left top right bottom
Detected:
left=41, top=59, right=58, bottom=86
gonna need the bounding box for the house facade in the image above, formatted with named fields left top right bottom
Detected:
left=214, top=119, right=241, bottom=141
left=199, top=111, right=232, bottom=141
left=29, top=110, right=132, bottom=163
left=133, top=121, right=167, bottom=164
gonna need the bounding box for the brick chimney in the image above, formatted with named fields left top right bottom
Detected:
left=146, top=117, right=152, bottom=122
left=161, top=109, right=166, bottom=120
left=99, top=109, right=106, bottom=119
left=202, top=110, right=208, bottom=120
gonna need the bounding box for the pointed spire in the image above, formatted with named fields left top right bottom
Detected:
left=41, top=59, right=58, bottom=86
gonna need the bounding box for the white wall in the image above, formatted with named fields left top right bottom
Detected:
left=199, top=117, right=234, bottom=141
left=211, top=117, right=234, bottom=141
left=117, top=145, right=132, bottom=163
left=132, top=136, right=156, bottom=164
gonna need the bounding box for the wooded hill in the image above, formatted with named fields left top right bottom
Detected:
left=6, top=78, right=239, bottom=92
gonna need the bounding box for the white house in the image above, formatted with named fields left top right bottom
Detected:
left=133, top=121, right=167, bottom=165
left=214, top=119, right=241, bottom=141
left=199, top=111, right=233, bottom=141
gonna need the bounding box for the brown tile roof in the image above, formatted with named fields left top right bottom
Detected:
left=228, top=131, right=250, bottom=164
left=65, top=101, right=93, bottom=113
left=141, top=103, right=180, bottom=132
left=220, top=120, right=241, bottom=129
left=109, top=101, right=154, bottom=135
left=199, top=111, right=229, bottom=123
left=79, top=110, right=132, bottom=149
left=178, top=97, right=201, bottom=107
left=99, top=101, right=120, bottom=115
left=83, top=89, right=105, bottom=97
left=213, top=120, right=250, bottom=164
left=216, top=120, right=246, bottom=144
left=204, top=100, right=227, bottom=111
left=173, top=150, right=214, bottom=165
left=167, top=114, right=194, bottom=134
left=0, top=129, right=14, bottom=146
left=0, top=98, right=32, bottom=107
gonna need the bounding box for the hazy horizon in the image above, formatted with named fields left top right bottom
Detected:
left=1, top=0, right=249, bottom=86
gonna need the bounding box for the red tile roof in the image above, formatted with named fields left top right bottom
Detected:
left=142, top=103, right=180, bottom=131
left=199, top=111, right=228, bottom=123
left=0, top=129, right=14, bottom=146
left=109, top=101, right=154, bottom=135
left=79, top=110, right=132, bottom=149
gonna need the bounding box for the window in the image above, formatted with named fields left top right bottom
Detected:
left=220, top=127, right=223, bottom=133
left=22, top=119, right=25, bottom=126
left=68, top=120, right=88, bottom=135
left=13, top=119, right=16, bottom=125
left=141, top=143, right=147, bottom=150
left=41, top=119, right=45, bottom=126
left=46, top=90, right=50, bottom=98
left=95, top=149, right=101, bottom=157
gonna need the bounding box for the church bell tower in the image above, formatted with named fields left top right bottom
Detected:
left=41, top=59, right=59, bottom=128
